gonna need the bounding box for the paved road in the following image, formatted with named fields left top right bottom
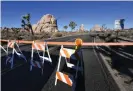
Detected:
left=43, top=35, right=111, bottom=91
left=1, top=35, right=116, bottom=91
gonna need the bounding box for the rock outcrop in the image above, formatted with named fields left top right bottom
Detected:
left=91, top=24, right=102, bottom=31
left=32, top=14, right=58, bottom=33
left=79, top=24, right=84, bottom=31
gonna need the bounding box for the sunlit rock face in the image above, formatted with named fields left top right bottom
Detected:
left=79, top=24, right=84, bottom=31
left=91, top=24, right=102, bottom=31
left=32, top=14, right=58, bottom=33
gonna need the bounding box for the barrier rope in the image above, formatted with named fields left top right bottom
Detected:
left=0, top=39, right=133, bottom=46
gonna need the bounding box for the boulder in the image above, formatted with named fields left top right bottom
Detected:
left=79, top=24, right=84, bottom=31
left=33, top=14, right=58, bottom=33
left=91, top=25, right=102, bottom=31
left=32, top=24, right=37, bottom=31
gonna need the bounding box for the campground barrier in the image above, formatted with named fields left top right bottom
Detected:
left=0, top=39, right=133, bottom=46
left=30, top=41, right=52, bottom=75
left=0, top=39, right=133, bottom=90
left=55, top=45, right=83, bottom=91
left=1, top=39, right=133, bottom=70
left=0, top=38, right=84, bottom=91
left=4, top=40, right=27, bottom=69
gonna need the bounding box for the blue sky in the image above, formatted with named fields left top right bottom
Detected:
left=1, top=1, right=133, bottom=31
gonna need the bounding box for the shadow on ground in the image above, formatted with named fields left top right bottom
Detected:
left=1, top=50, right=59, bottom=91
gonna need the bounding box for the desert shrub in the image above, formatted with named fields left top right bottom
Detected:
left=98, top=34, right=106, bottom=40
left=22, top=34, right=34, bottom=40
left=16, top=31, right=33, bottom=40
left=1, top=30, right=12, bottom=39
left=105, top=36, right=116, bottom=42
left=61, top=31, right=69, bottom=36
left=119, top=32, right=127, bottom=37
left=51, top=32, right=63, bottom=38
left=89, top=34, right=94, bottom=37
left=34, top=32, right=51, bottom=40
left=11, top=28, right=20, bottom=39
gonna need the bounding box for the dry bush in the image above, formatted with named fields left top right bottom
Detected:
left=1, top=28, right=89, bottom=40
left=51, top=32, right=63, bottom=38
left=1, top=30, right=13, bottom=39
left=34, top=32, right=52, bottom=40
left=61, top=31, right=69, bottom=36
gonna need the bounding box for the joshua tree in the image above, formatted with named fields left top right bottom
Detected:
left=69, top=21, right=77, bottom=31
left=21, top=13, right=34, bottom=35
left=63, top=26, right=68, bottom=31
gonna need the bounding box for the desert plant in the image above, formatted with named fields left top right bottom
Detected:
left=36, top=31, right=51, bottom=39
left=4, top=27, right=9, bottom=39
left=63, top=26, right=68, bottom=31
left=11, top=27, right=20, bottom=40
left=69, top=21, right=77, bottom=31
left=51, top=32, right=63, bottom=38
left=21, top=13, right=34, bottom=36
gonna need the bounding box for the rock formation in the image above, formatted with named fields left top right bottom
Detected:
left=79, top=24, right=84, bottom=32
left=32, top=14, right=58, bottom=33
left=91, top=24, right=102, bottom=31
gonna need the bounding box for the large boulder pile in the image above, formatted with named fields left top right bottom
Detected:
left=32, top=14, right=58, bottom=33
left=91, top=24, right=102, bottom=31
left=79, top=24, right=84, bottom=32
